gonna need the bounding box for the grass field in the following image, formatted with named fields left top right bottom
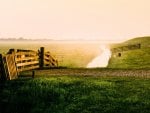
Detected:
left=0, top=37, right=149, bottom=68
left=108, top=37, right=150, bottom=69
left=0, top=41, right=103, bottom=67
left=0, top=69, right=150, bottom=113
left=0, top=37, right=150, bottom=113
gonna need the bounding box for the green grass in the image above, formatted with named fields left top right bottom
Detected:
left=0, top=74, right=150, bottom=113
left=108, top=37, right=150, bottom=69
left=0, top=38, right=150, bottom=113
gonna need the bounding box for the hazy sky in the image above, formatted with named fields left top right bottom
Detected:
left=0, top=0, right=150, bottom=41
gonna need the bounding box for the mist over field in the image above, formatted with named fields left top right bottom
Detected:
left=0, top=36, right=149, bottom=69
left=0, top=41, right=111, bottom=68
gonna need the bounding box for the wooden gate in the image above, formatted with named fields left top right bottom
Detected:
left=15, top=49, right=39, bottom=72
left=4, top=54, right=18, bottom=80
left=0, top=47, right=58, bottom=81
left=44, top=52, right=58, bottom=67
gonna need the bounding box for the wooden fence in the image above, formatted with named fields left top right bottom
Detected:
left=4, top=53, right=18, bottom=80
left=111, top=43, right=141, bottom=57
left=0, top=47, right=58, bottom=80
left=44, top=52, right=58, bottom=67
left=14, top=49, right=39, bottom=72
left=111, top=43, right=141, bottom=53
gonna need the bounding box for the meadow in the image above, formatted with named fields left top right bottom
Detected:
left=1, top=37, right=149, bottom=69
left=108, top=37, right=150, bottom=69
left=0, top=37, right=150, bottom=113
left=0, top=40, right=106, bottom=68
left=0, top=68, right=150, bottom=113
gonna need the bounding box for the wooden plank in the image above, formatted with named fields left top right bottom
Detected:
left=15, top=52, right=38, bottom=56
left=16, top=60, right=39, bottom=67
left=5, top=54, right=18, bottom=80
left=44, top=59, right=56, bottom=64
left=44, top=58, right=52, bottom=62
left=45, top=53, right=54, bottom=58
left=44, top=55, right=54, bottom=60
left=15, top=56, right=39, bottom=62
left=44, top=57, right=54, bottom=62
left=17, top=65, right=39, bottom=72
left=44, top=59, right=58, bottom=67
left=44, top=53, right=57, bottom=62
left=44, top=52, right=51, bottom=56
left=17, top=49, right=36, bottom=52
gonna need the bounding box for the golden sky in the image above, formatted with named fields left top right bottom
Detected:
left=0, top=0, right=150, bottom=41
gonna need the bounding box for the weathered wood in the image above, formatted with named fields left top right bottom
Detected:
left=112, top=43, right=141, bottom=53
left=13, top=49, right=40, bottom=72
left=16, top=61, right=39, bottom=67
left=15, top=51, right=37, bottom=56
left=0, top=47, right=58, bottom=80
left=17, top=49, right=36, bottom=52
left=32, top=70, right=35, bottom=78
left=15, top=56, right=39, bottom=62
left=15, top=47, right=58, bottom=70
left=44, top=52, right=58, bottom=67
left=40, top=47, right=45, bottom=68
left=17, top=65, right=39, bottom=72
left=5, top=54, right=18, bottom=80
left=1, top=49, right=39, bottom=76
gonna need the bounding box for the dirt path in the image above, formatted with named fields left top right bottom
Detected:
left=20, top=68, right=150, bottom=78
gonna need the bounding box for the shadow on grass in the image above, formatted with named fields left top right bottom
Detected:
left=0, top=76, right=150, bottom=113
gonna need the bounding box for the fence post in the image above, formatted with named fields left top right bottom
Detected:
left=0, top=54, right=7, bottom=81
left=138, top=44, right=141, bottom=49
left=32, top=70, right=35, bottom=78
left=40, top=47, right=45, bottom=68
left=7, top=48, right=15, bottom=54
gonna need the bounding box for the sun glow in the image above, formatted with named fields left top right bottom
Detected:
left=0, top=0, right=150, bottom=41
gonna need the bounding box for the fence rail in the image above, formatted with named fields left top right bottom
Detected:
left=44, top=52, right=58, bottom=67
left=111, top=43, right=141, bottom=53
left=111, top=43, right=141, bottom=57
left=0, top=47, right=58, bottom=80
left=14, top=49, right=39, bottom=72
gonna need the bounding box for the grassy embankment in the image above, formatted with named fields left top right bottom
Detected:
left=108, top=37, right=150, bottom=69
